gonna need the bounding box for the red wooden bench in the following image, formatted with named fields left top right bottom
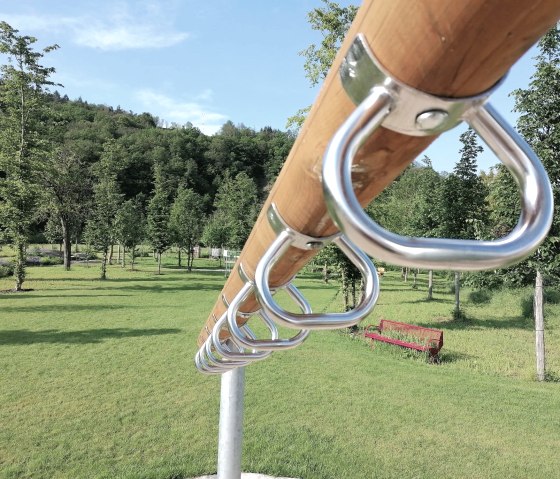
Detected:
left=364, top=319, right=443, bottom=358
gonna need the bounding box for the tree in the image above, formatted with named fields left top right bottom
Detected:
left=147, top=165, right=171, bottom=274
left=287, top=1, right=357, bottom=129
left=211, top=172, right=258, bottom=250
left=437, top=129, right=489, bottom=318
left=0, top=22, right=59, bottom=290
left=169, top=186, right=205, bottom=271
left=114, top=195, right=145, bottom=270
left=367, top=159, right=443, bottom=298
left=42, top=148, right=91, bottom=270
left=508, top=26, right=560, bottom=380
left=299, top=0, right=358, bottom=87
left=84, top=140, right=123, bottom=280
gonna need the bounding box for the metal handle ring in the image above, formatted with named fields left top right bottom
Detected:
left=211, top=311, right=273, bottom=362
left=227, top=282, right=311, bottom=351
left=254, top=231, right=379, bottom=329
left=322, top=87, right=554, bottom=271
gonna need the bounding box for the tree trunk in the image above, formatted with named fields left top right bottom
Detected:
left=187, top=248, right=193, bottom=272
left=404, top=267, right=408, bottom=282
left=413, top=269, right=418, bottom=288
left=121, top=246, right=126, bottom=268
left=108, top=244, right=114, bottom=265
left=535, top=269, right=545, bottom=381
left=101, top=249, right=108, bottom=280
left=454, top=271, right=460, bottom=316
left=428, top=270, right=433, bottom=300
left=14, top=241, right=26, bottom=291
left=342, top=270, right=349, bottom=311
left=351, top=278, right=357, bottom=309
left=158, top=252, right=162, bottom=275
left=178, top=248, right=182, bottom=268
left=323, top=263, right=329, bottom=284
left=61, top=218, right=72, bottom=271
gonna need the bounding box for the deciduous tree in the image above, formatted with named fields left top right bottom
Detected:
left=0, top=22, right=59, bottom=290
left=169, top=186, right=205, bottom=271
left=84, top=140, right=123, bottom=280
left=147, top=165, right=171, bottom=274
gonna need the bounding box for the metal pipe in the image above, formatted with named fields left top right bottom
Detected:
left=217, top=366, right=245, bottom=479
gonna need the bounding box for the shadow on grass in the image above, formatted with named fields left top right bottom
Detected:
left=0, top=303, right=133, bottom=313
left=0, top=293, right=132, bottom=300
left=423, top=315, right=531, bottom=331
left=399, top=297, right=452, bottom=304
left=30, top=275, right=196, bottom=283
left=439, top=349, right=476, bottom=363
left=91, top=282, right=221, bottom=293
left=0, top=327, right=182, bottom=345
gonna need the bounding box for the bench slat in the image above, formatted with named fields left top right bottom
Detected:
left=364, top=332, right=429, bottom=352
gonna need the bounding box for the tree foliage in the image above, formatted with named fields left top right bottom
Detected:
left=147, top=165, right=171, bottom=274
left=84, top=140, right=123, bottom=279
left=509, top=25, right=560, bottom=281
left=114, top=195, right=145, bottom=270
left=208, top=172, right=258, bottom=250
left=169, top=186, right=205, bottom=271
left=288, top=1, right=357, bottom=129
left=0, top=22, right=59, bottom=289
left=299, top=0, right=358, bottom=87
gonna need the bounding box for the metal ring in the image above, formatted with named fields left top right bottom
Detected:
left=195, top=334, right=252, bottom=374
left=212, top=311, right=273, bottom=362
left=254, top=231, right=379, bottom=329
left=322, top=87, right=554, bottom=271
left=227, top=282, right=311, bottom=351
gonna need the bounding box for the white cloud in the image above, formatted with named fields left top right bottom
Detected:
left=73, top=24, right=188, bottom=50
left=136, top=89, right=228, bottom=135
left=0, top=2, right=189, bottom=51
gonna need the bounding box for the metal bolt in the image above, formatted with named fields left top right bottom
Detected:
left=306, top=241, right=324, bottom=250
left=416, top=109, right=449, bottom=131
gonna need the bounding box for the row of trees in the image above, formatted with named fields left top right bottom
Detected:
left=0, top=22, right=293, bottom=288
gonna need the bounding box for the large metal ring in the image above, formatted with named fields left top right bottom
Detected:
left=254, top=232, right=379, bottom=329
left=322, top=86, right=554, bottom=271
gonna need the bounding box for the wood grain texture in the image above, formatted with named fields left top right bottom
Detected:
left=198, top=0, right=560, bottom=347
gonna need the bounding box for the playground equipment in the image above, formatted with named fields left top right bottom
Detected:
left=195, top=1, right=560, bottom=477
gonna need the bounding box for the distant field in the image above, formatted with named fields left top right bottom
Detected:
left=1, top=261, right=559, bottom=478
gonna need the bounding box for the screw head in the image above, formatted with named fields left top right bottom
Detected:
left=306, top=241, right=324, bottom=250
left=416, top=110, right=449, bottom=131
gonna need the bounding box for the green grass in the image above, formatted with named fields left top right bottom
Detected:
left=1, top=264, right=559, bottom=478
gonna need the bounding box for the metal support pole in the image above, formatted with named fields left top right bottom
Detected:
left=217, top=366, right=245, bottom=479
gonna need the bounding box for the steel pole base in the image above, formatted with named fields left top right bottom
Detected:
left=191, top=475, right=299, bottom=479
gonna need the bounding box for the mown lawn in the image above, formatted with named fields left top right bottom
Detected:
left=0, top=262, right=559, bottom=478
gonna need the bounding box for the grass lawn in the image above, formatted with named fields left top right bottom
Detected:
left=1, top=260, right=559, bottom=478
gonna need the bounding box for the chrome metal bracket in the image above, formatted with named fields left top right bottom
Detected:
left=267, top=203, right=337, bottom=250
left=340, top=33, right=503, bottom=136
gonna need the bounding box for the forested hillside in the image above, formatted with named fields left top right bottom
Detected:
left=0, top=19, right=295, bottom=288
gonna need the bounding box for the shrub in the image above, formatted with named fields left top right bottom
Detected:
left=0, top=263, right=14, bottom=278
left=40, top=256, right=64, bottom=266
left=469, top=290, right=492, bottom=304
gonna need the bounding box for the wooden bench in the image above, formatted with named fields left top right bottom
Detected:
left=364, top=319, right=443, bottom=358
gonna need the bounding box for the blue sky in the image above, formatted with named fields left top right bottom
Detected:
left=1, top=0, right=540, bottom=173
